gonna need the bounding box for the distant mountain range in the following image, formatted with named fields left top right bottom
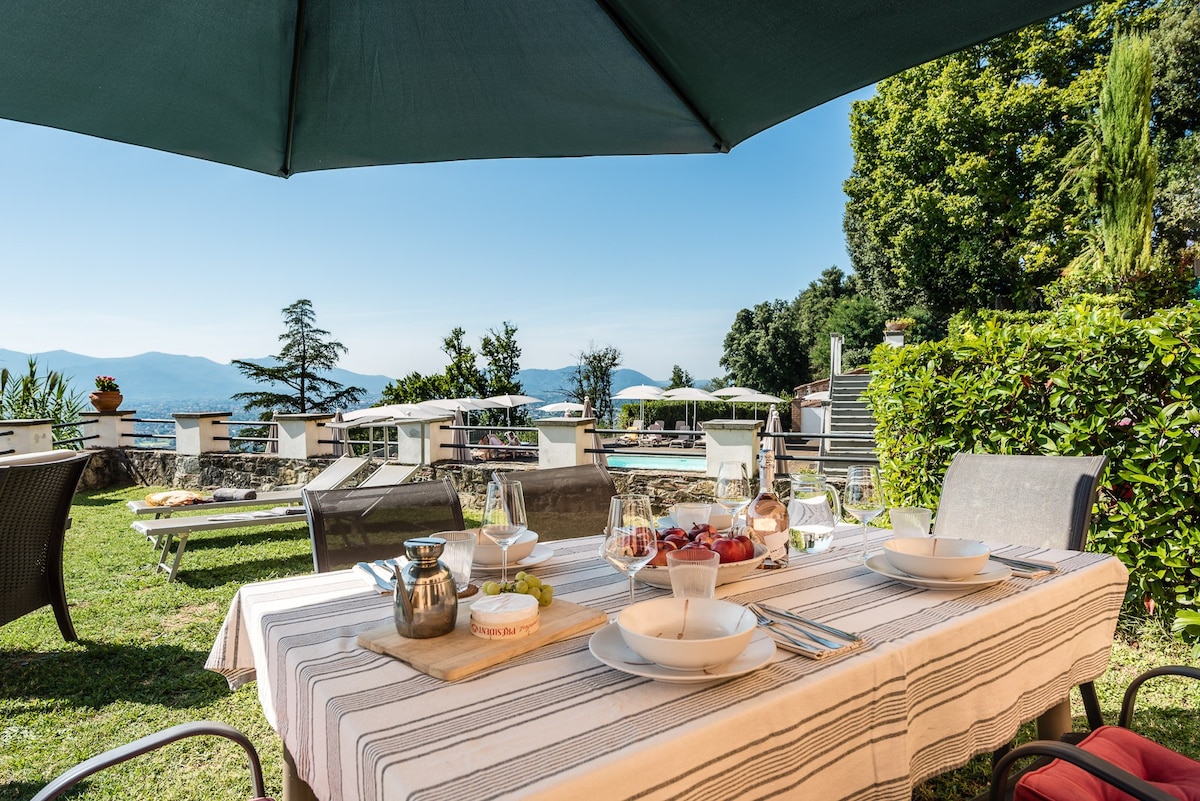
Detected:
left=0, top=349, right=664, bottom=413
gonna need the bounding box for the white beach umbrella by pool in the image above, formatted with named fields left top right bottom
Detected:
left=614, top=385, right=665, bottom=428
left=765, top=405, right=789, bottom=476
left=485, top=394, right=543, bottom=426
left=538, top=401, right=586, bottom=416
left=342, top=403, right=424, bottom=422
left=727, top=391, right=784, bottom=420
left=711, top=386, right=759, bottom=397
left=663, top=387, right=722, bottom=429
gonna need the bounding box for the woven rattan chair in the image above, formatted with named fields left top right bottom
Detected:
left=303, top=477, right=465, bottom=572
left=935, top=453, right=1109, bottom=731
left=0, top=450, right=90, bottom=642
left=31, top=721, right=272, bottom=801
left=502, top=464, right=617, bottom=541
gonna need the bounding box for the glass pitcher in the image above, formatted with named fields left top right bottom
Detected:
left=787, top=474, right=841, bottom=554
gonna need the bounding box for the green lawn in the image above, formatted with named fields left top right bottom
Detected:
left=1, top=487, right=1195, bottom=800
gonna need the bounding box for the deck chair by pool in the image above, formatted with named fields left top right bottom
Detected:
left=668, top=421, right=693, bottom=448
left=0, top=450, right=90, bottom=642
left=304, top=477, right=464, bottom=572
left=500, top=464, right=616, bottom=541
left=31, top=721, right=272, bottom=801
left=639, top=422, right=666, bottom=447
left=935, top=452, right=1109, bottom=731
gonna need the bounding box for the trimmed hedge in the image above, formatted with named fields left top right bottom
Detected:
left=864, top=302, right=1200, bottom=633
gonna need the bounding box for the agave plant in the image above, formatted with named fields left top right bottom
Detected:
left=0, top=357, right=88, bottom=442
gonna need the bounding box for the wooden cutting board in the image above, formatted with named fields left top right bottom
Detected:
left=357, top=599, right=607, bottom=681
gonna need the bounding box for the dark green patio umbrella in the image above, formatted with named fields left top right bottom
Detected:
left=0, top=1, right=1085, bottom=177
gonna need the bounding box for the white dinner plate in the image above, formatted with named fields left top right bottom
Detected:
left=472, top=543, right=553, bottom=573
left=588, top=622, right=776, bottom=684
left=865, top=553, right=1011, bottom=590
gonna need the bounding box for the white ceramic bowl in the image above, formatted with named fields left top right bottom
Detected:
left=671, top=502, right=712, bottom=531
left=473, top=529, right=538, bottom=566
left=636, top=543, right=768, bottom=589
left=617, top=597, right=756, bottom=670
left=882, top=537, right=990, bottom=580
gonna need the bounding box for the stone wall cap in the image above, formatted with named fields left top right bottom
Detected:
left=700, top=419, right=763, bottom=431
left=532, top=416, right=595, bottom=428
left=173, top=412, right=232, bottom=419
left=0, top=418, right=54, bottom=425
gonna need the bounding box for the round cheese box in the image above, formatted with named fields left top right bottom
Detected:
left=469, top=593, right=540, bottom=640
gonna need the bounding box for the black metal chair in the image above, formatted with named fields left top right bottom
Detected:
left=0, top=450, right=90, bottom=642
left=501, top=464, right=617, bottom=541
left=303, top=478, right=465, bottom=572
left=935, top=453, right=1109, bottom=730
left=31, top=721, right=272, bottom=801
left=989, top=665, right=1200, bottom=801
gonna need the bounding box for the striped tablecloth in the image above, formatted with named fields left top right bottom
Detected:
left=206, top=527, right=1127, bottom=801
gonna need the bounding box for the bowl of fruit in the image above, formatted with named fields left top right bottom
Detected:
left=617, top=597, right=756, bottom=670
left=635, top=523, right=768, bottom=589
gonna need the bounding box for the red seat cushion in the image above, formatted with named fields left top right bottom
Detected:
left=1016, top=726, right=1200, bottom=801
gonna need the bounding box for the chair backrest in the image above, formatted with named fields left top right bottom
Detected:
left=934, top=453, right=1108, bottom=550
left=302, top=456, right=371, bottom=492
left=0, top=451, right=90, bottom=640
left=304, top=478, right=465, bottom=572
left=505, top=464, right=616, bottom=541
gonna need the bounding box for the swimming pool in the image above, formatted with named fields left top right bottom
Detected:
left=606, top=453, right=706, bottom=472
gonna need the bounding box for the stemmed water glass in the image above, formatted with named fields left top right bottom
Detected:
left=601, top=494, right=658, bottom=605
left=481, top=479, right=527, bottom=584
left=843, top=465, right=885, bottom=563
left=714, top=460, right=751, bottom=533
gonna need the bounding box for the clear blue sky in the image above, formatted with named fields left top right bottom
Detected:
left=0, top=86, right=873, bottom=384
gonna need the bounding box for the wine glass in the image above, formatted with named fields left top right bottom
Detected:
left=602, top=494, right=658, bottom=605
left=481, top=479, right=527, bottom=584
left=713, top=460, right=751, bottom=533
left=843, top=465, right=885, bottom=563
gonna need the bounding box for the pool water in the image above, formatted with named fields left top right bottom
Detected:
left=607, top=454, right=706, bottom=472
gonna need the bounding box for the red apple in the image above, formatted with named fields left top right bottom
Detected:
left=733, top=535, right=755, bottom=561
left=694, top=530, right=723, bottom=547
left=647, top=540, right=677, bottom=566
left=711, top=537, right=742, bottom=564
left=681, top=541, right=709, bottom=551
left=664, top=534, right=691, bottom=550
left=659, top=527, right=687, bottom=540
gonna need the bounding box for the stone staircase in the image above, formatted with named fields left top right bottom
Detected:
left=818, top=371, right=878, bottom=475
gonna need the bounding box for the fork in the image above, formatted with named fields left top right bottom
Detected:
left=749, top=604, right=843, bottom=650
left=746, top=605, right=824, bottom=654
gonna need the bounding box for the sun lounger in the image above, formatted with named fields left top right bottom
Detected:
left=130, top=456, right=378, bottom=580
left=639, top=422, right=666, bottom=447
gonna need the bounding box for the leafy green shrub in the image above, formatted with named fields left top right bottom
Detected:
left=865, top=301, right=1200, bottom=639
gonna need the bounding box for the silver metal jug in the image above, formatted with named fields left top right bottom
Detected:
left=392, top=537, right=458, bottom=639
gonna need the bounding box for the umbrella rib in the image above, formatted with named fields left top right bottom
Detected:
left=592, top=0, right=729, bottom=153
left=280, top=0, right=308, bottom=178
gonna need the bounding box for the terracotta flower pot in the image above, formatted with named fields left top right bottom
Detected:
left=89, top=391, right=123, bottom=412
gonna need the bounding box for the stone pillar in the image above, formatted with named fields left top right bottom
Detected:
left=535, top=416, right=592, bottom=469
left=701, top=418, right=763, bottom=478
left=80, top=409, right=136, bottom=449
left=174, top=412, right=231, bottom=455
left=0, top=418, right=54, bottom=455
left=395, top=414, right=453, bottom=464
left=883, top=328, right=906, bottom=347
left=275, top=413, right=336, bottom=459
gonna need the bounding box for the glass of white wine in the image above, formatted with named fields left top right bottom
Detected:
left=713, top=460, right=751, bottom=533
left=601, top=494, right=658, bottom=606
left=481, top=479, right=527, bottom=584
left=843, top=465, right=884, bottom=564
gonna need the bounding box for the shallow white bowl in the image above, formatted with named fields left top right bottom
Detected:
left=636, top=542, right=768, bottom=589
left=473, top=529, right=538, bottom=566
left=617, top=597, right=756, bottom=670
left=883, top=537, right=990, bottom=580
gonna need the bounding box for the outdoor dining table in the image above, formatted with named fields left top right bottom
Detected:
left=205, top=526, right=1128, bottom=801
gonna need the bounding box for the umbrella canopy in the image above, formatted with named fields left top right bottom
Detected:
left=582, top=397, right=607, bottom=468
left=538, top=402, right=587, bottom=416
left=0, top=2, right=1086, bottom=177
left=662, top=387, right=722, bottom=429
left=341, top=403, right=424, bottom=422
left=727, top=391, right=785, bottom=421
left=614, top=385, right=665, bottom=427
left=765, top=406, right=789, bottom=477
left=485, top=394, right=543, bottom=426
left=710, top=387, right=759, bottom=397
left=450, top=409, right=469, bottom=462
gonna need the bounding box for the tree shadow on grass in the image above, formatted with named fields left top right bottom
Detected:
left=0, top=641, right=228, bottom=709
left=174, top=553, right=317, bottom=589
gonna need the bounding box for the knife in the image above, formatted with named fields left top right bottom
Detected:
left=989, top=554, right=1057, bottom=574
left=759, top=604, right=863, bottom=642
left=356, top=562, right=394, bottom=594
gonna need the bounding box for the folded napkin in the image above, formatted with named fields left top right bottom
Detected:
left=769, top=632, right=865, bottom=661
left=355, top=561, right=397, bottom=594
left=213, top=487, right=257, bottom=501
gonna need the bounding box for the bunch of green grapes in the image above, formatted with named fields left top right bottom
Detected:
left=480, top=571, right=554, bottom=607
